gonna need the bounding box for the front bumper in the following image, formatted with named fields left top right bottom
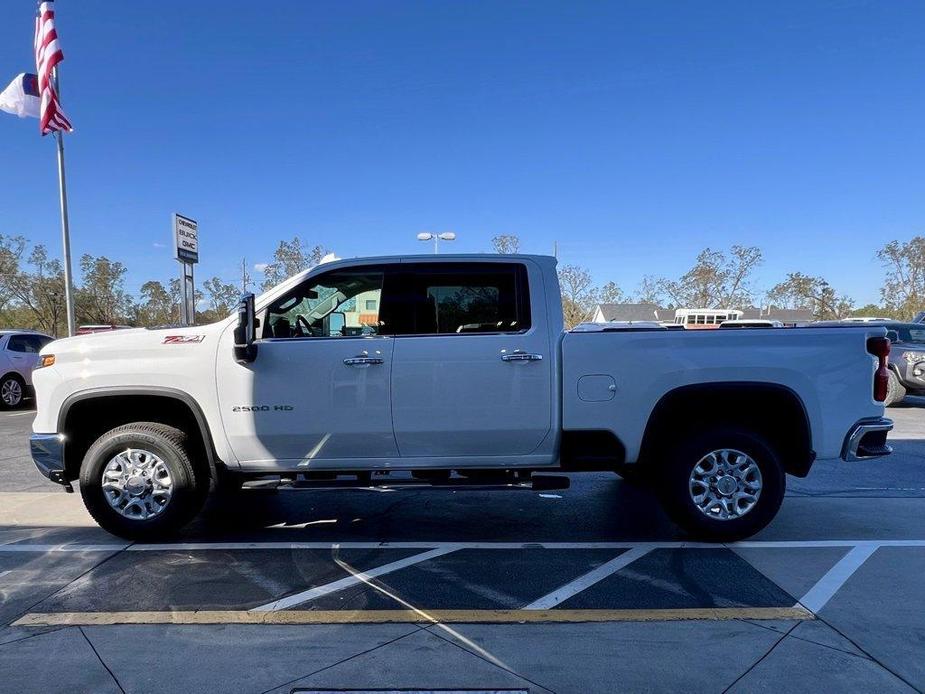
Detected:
left=841, top=418, right=893, bottom=462
left=30, top=433, right=70, bottom=486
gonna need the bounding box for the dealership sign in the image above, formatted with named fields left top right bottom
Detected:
left=173, top=213, right=199, bottom=263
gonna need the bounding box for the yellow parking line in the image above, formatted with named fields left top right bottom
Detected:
left=13, top=606, right=813, bottom=626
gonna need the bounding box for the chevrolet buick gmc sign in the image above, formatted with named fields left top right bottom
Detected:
left=173, top=213, right=199, bottom=263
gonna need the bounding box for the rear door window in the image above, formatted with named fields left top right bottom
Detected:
left=7, top=335, right=42, bottom=353
left=396, top=262, right=531, bottom=335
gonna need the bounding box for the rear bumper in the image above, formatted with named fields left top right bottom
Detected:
left=841, top=418, right=893, bottom=462
left=30, top=433, right=69, bottom=486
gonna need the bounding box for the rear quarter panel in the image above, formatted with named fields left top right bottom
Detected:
left=561, top=327, right=886, bottom=461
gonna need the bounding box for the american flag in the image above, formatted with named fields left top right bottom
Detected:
left=34, top=0, right=72, bottom=135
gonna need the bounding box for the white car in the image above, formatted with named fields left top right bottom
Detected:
left=0, top=330, right=54, bottom=409
left=29, top=255, right=893, bottom=541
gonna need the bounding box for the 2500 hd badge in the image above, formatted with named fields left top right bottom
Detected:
left=231, top=405, right=294, bottom=412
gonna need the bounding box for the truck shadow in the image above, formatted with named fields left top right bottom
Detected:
left=189, top=473, right=684, bottom=543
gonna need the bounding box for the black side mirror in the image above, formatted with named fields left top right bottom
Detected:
left=886, top=330, right=900, bottom=344
left=233, top=293, right=258, bottom=363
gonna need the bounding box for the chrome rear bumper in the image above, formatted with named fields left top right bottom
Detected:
left=841, top=417, right=893, bottom=462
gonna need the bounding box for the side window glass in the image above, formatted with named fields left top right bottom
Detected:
left=264, top=270, right=385, bottom=338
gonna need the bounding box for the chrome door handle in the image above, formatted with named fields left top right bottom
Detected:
left=501, top=351, right=543, bottom=362
left=344, top=356, right=384, bottom=366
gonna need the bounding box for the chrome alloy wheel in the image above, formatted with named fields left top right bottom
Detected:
left=102, top=448, right=173, bottom=520
left=688, top=448, right=762, bottom=520
left=1, top=378, right=22, bottom=407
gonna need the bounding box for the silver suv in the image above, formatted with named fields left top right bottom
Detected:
left=0, top=331, right=54, bottom=409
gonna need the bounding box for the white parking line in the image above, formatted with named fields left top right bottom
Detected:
left=250, top=546, right=458, bottom=611
left=797, top=542, right=879, bottom=613
left=1, top=540, right=924, bottom=553
left=0, top=543, right=130, bottom=552
left=4, top=411, right=34, bottom=417
left=524, top=544, right=657, bottom=609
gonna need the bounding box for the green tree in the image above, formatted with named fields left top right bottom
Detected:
left=75, top=255, right=134, bottom=325
left=877, top=237, right=925, bottom=319
left=135, top=280, right=176, bottom=326
left=200, top=276, right=239, bottom=322
left=557, top=264, right=626, bottom=328
left=0, top=235, right=67, bottom=335
left=261, top=237, right=329, bottom=291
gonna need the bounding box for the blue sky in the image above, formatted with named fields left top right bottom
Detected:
left=1, top=0, right=923, bottom=305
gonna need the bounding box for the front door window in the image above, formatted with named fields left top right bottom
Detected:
left=264, top=270, right=385, bottom=339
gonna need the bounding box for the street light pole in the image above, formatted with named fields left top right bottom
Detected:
left=416, top=231, right=456, bottom=254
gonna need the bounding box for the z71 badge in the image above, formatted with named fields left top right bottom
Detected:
left=163, top=335, right=205, bottom=344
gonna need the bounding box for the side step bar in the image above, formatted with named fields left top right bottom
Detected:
left=242, top=472, right=571, bottom=493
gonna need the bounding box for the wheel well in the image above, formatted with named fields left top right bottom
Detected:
left=639, top=383, right=815, bottom=477
left=61, top=393, right=216, bottom=482
left=1, top=371, right=25, bottom=383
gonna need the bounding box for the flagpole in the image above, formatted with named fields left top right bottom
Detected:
left=51, top=66, right=76, bottom=337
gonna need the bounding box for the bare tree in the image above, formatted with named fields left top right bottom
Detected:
left=657, top=246, right=762, bottom=309
left=635, top=275, right=667, bottom=307
left=767, top=272, right=854, bottom=320
left=491, top=235, right=520, bottom=254
left=877, top=237, right=925, bottom=319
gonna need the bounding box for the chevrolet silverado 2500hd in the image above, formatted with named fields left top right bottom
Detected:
left=29, top=254, right=893, bottom=540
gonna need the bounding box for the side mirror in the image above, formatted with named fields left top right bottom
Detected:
left=233, top=293, right=258, bottom=363
left=324, top=311, right=346, bottom=337
left=886, top=330, right=900, bottom=344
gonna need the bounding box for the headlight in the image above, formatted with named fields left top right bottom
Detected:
left=903, top=351, right=925, bottom=363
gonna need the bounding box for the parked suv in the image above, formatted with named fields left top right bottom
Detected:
left=0, top=331, right=55, bottom=409
left=878, top=322, right=925, bottom=405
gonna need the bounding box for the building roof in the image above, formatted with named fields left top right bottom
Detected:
left=595, top=303, right=668, bottom=322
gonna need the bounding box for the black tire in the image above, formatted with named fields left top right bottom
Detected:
left=660, top=427, right=785, bottom=542
left=79, top=422, right=208, bottom=540
left=0, top=373, right=26, bottom=410
left=885, top=371, right=907, bottom=407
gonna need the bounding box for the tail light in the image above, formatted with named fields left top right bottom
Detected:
left=867, top=337, right=890, bottom=402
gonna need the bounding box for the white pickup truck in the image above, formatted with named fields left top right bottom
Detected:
left=30, top=254, right=893, bottom=541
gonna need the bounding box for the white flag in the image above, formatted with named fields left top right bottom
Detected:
left=0, top=73, right=41, bottom=119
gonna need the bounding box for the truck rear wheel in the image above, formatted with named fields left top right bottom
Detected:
left=79, top=422, right=208, bottom=540
left=660, top=427, right=785, bottom=541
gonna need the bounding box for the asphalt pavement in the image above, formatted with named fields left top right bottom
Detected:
left=1, top=400, right=923, bottom=693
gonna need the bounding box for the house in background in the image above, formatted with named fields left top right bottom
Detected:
left=590, top=303, right=670, bottom=323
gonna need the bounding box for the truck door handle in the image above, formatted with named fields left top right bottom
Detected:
left=501, top=351, right=543, bottom=362
left=343, top=356, right=384, bottom=366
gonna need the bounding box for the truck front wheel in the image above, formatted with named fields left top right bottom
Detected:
left=660, top=427, right=785, bottom=541
left=79, top=422, right=208, bottom=540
